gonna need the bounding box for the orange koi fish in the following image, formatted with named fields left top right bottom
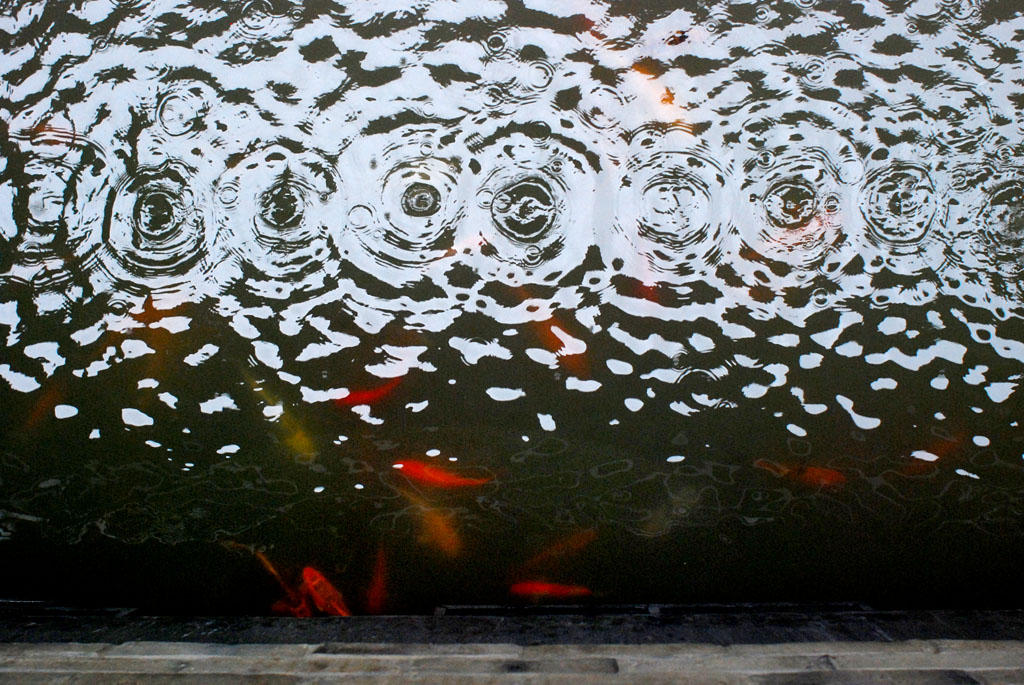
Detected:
left=754, top=460, right=846, bottom=488
left=301, top=566, right=352, bottom=617
left=509, top=581, right=593, bottom=599
left=400, top=489, right=463, bottom=557
left=23, top=381, right=66, bottom=433
left=519, top=529, right=597, bottom=575
left=365, top=546, right=388, bottom=615
left=395, top=459, right=492, bottom=488
left=513, top=287, right=590, bottom=379
left=336, top=376, right=403, bottom=406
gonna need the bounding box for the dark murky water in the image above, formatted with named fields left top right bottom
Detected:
left=1, top=0, right=1023, bottom=615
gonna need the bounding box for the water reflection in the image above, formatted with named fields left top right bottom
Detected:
left=0, top=0, right=1023, bottom=614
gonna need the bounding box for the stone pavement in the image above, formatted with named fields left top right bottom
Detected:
left=1, top=607, right=1022, bottom=682
left=0, top=640, right=1023, bottom=682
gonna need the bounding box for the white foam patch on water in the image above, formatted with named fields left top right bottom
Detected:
left=791, top=387, right=828, bottom=415
left=0, top=365, right=40, bottom=392
left=352, top=405, right=383, bottom=425
left=926, top=311, right=945, bottom=328
left=963, top=365, right=987, bottom=385
left=184, top=344, right=219, bottom=366
left=625, top=398, right=644, bottom=411
left=878, top=317, right=907, bottom=335
left=298, top=342, right=350, bottom=362
left=688, top=333, right=714, bottom=352
left=70, top=321, right=103, bottom=346
left=406, top=400, right=428, bottom=412
left=764, top=363, right=789, bottom=387
left=89, top=429, right=100, bottom=439
left=263, top=405, right=283, bottom=420
left=607, top=359, right=634, bottom=375
left=955, top=468, right=980, bottom=480
left=199, top=394, right=238, bottom=414
left=787, top=423, right=807, bottom=437
left=607, top=325, right=684, bottom=360
left=670, top=400, right=698, bottom=416
left=122, top=408, right=153, bottom=426
left=835, top=341, right=862, bottom=358
left=931, top=375, right=949, bottom=390
left=138, top=378, right=159, bottom=389
left=538, top=413, right=556, bottom=431
left=425, top=0, right=505, bottom=21
left=768, top=334, right=800, bottom=347
left=121, top=339, right=155, bottom=359
left=550, top=326, right=587, bottom=355
left=864, top=340, right=967, bottom=371
left=871, top=377, right=897, bottom=390
left=54, top=404, right=78, bottom=419
left=526, top=347, right=559, bottom=366
left=486, top=387, right=525, bottom=401
left=229, top=311, right=262, bottom=339
left=835, top=395, right=880, bottom=430
left=666, top=455, right=685, bottom=463
left=151, top=316, right=191, bottom=333
left=217, top=444, right=240, bottom=454
left=158, top=392, right=177, bottom=408
left=367, top=345, right=435, bottom=376
left=300, top=386, right=348, bottom=403
left=985, top=382, right=1017, bottom=403
left=973, top=435, right=991, bottom=447
left=0, top=301, right=19, bottom=331
left=911, top=450, right=938, bottom=461
left=567, top=377, right=601, bottom=392
left=280, top=372, right=301, bottom=385
left=146, top=440, right=161, bottom=448
left=810, top=311, right=863, bottom=349
left=799, top=353, right=823, bottom=369
left=24, top=342, right=64, bottom=375
left=742, top=383, right=768, bottom=398
left=449, top=337, right=512, bottom=365
left=253, top=341, right=282, bottom=370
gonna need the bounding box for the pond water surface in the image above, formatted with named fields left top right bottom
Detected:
left=1, top=0, right=1023, bottom=615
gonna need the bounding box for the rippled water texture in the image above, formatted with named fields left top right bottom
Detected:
left=1, top=0, right=1023, bottom=613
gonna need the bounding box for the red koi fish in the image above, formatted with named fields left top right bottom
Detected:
left=301, top=567, right=352, bottom=617
left=509, top=581, right=593, bottom=599
left=365, top=547, right=388, bottom=615
left=395, top=460, right=492, bottom=488
left=754, top=460, right=846, bottom=488
left=336, top=376, right=403, bottom=406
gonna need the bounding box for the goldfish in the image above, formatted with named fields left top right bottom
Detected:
left=222, top=541, right=312, bottom=617
left=240, top=369, right=316, bottom=460
left=335, top=376, right=403, bottom=406
left=509, top=581, right=593, bottom=599
left=301, top=566, right=352, bottom=617
left=394, top=459, right=492, bottom=488
left=514, top=287, right=590, bottom=378
left=23, top=381, right=66, bottom=433
left=518, top=529, right=597, bottom=575
left=400, top=489, right=463, bottom=556
left=365, top=546, right=388, bottom=614
left=901, top=431, right=967, bottom=476
left=754, top=460, right=846, bottom=488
